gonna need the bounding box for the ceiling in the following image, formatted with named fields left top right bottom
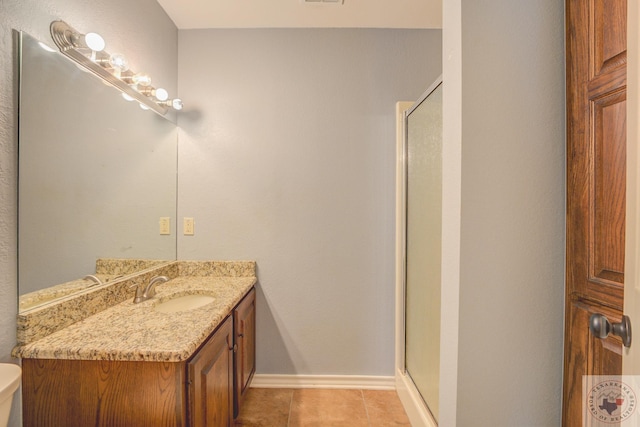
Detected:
left=156, top=0, right=442, bottom=30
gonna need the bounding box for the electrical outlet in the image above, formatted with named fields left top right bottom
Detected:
left=184, top=217, right=194, bottom=235
left=159, top=217, right=171, bottom=235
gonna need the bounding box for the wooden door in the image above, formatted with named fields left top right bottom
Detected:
left=188, top=315, right=234, bottom=427
left=233, top=288, right=256, bottom=418
left=563, top=0, right=627, bottom=425
left=624, top=0, right=640, bottom=379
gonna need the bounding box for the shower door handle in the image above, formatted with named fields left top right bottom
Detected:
left=589, top=313, right=632, bottom=348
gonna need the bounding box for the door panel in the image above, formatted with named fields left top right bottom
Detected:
left=564, top=302, right=623, bottom=424
left=564, top=0, right=627, bottom=425
left=188, top=316, right=233, bottom=427
left=404, top=81, right=442, bottom=422
left=233, top=288, right=256, bottom=418
left=593, top=0, right=626, bottom=75
left=591, top=91, right=626, bottom=285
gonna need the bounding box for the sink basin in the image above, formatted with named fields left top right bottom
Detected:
left=154, top=294, right=215, bottom=313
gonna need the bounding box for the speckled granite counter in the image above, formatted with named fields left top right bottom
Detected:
left=16, top=262, right=179, bottom=346
left=19, top=273, right=122, bottom=311
left=19, top=258, right=169, bottom=311
left=14, top=261, right=256, bottom=362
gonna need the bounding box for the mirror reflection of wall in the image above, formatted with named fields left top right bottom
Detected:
left=17, top=31, right=178, bottom=305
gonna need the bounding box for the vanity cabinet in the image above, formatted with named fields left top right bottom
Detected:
left=21, top=287, right=256, bottom=427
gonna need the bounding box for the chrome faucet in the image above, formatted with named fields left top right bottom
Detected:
left=83, top=275, right=103, bottom=287
left=144, top=275, right=169, bottom=299
left=130, top=275, right=169, bottom=304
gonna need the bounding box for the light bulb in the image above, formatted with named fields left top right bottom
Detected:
left=132, top=73, right=152, bottom=87
left=109, top=53, right=129, bottom=71
left=84, top=32, right=105, bottom=52
left=122, top=93, right=135, bottom=102
left=171, top=99, right=183, bottom=110
left=139, top=103, right=150, bottom=110
left=154, top=88, right=169, bottom=101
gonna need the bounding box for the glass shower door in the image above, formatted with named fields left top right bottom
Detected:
left=404, top=81, right=442, bottom=421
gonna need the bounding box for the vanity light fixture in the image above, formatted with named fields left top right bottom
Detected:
left=157, top=98, right=183, bottom=110
left=49, top=20, right=183, bottom=115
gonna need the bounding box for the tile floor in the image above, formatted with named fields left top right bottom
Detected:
left=234, top=388, right=412, bottom=427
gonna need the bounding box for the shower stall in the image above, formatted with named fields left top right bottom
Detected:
left=395, top=77, right=443, bottom=426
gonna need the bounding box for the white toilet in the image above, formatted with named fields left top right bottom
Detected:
left=0, top=364, right=21, bottom=427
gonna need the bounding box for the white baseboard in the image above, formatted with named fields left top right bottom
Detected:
left=395, top=370, right=437, bottom=427
left=250, top=374, right=396, bottom=390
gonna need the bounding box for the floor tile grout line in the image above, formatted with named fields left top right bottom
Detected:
left=286, top=388, right=294, bottom=427
left=360, top=389, right=372, bottom=427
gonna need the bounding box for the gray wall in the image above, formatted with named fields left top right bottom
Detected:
left=454, top=0, right=565, bottom=425
left=177, top=29, right=442, bottom=375
left=0, top=1, right=177, bottom=425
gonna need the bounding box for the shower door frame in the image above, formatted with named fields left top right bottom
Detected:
left=394, top=76, right=442, bottom=427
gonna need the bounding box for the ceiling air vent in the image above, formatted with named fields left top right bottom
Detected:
left=302, top=0, right=344, bottom=4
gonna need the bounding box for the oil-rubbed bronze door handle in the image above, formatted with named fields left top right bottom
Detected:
left=589, top=313, right=632, bottom=348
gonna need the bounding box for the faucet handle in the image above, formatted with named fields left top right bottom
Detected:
left=129, top=282, right=145, bottom=303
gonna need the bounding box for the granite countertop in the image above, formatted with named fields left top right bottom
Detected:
left=19, top=273, right=123, bottom=311
left=15, top=275, right=256, bottom=362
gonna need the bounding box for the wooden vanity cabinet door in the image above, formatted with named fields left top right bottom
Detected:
left=187, top=315, right=234, bottom=427
left=233, top=287, right=256, bottom=418
left=22, top=358, right=186, bottom=427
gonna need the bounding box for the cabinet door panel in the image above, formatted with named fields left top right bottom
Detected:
left=22, top=359, right=185, bottom=427
left=234, top=287, right=256, bottom=417
left=188, top=315, right=233, bottom=427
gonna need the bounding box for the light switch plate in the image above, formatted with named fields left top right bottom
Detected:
left=159, top=217, right=171, bottom=235
left=184, top=217, right=194, bottom=235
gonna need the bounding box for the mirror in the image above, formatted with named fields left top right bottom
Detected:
left=17, top=31, right=177, bottom=311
